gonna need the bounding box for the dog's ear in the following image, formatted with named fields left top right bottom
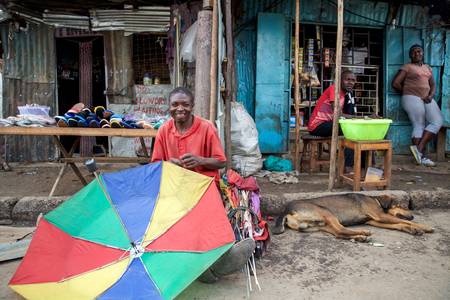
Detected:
left=371, top=194, right=395, bottom=209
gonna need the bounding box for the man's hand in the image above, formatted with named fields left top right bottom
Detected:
left=169, top=158, right=183, bottom=166
left=422, top=95, right=433, bottom=104
left=180, top=153, right=204, bottom=169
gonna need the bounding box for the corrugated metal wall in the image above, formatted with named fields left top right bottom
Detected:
left=301, top=0, right=388, bottom=26
left=235, top=0, right=390, bottom=117
left=103, top=31, right=134, bottom=104
left=1, top=23, right=57, bottom=161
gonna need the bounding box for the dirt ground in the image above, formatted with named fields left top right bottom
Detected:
left=0, top=155, right=448, bottom=198
left=1, top=209, right=449, bottom=300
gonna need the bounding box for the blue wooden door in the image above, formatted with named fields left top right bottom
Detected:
left=385, top=26, right=445, bottom=154
left=255, top=13, right=291, bottom=153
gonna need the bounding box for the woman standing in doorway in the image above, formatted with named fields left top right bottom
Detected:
left=392, top=44, right=443, bottom=166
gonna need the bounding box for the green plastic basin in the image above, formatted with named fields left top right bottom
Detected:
left=338, top=118, right=393, bottom=141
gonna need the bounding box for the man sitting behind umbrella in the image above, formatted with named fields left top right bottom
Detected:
left=151, top=87, right=255, bottom=283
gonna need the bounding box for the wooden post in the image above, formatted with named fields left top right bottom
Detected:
left=328, top=0, right=344, bottom=191
left=194, top=10, right=213, bottom=119
left=224, top=0, right=233, bottom=170
left=209, top=0, right=218, bottom=123
left=294, top=0, right=301, bottom=171
left=175, top=14, right=181, bottom=87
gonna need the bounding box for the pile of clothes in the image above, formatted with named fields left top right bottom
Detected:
left=54, top=103, right=153, bottom=129
left=0, top=104, right=55, bottom=127
left=0, top=115, right=55, bottom=127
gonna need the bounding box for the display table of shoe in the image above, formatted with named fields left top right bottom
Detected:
left=0, top=126, right=157, bottom=196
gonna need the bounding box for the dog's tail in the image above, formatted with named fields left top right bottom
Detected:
left=272, top=215, right=287, bottom=235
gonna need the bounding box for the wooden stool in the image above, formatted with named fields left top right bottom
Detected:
left=338, top=139, right=392, bottom=191
left=300, top=134, right=331, bottom=173
left=437, top=124, right=450, bottom=161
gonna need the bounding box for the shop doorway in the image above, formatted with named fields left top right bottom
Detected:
left=56, top=36, right=107, bottom=154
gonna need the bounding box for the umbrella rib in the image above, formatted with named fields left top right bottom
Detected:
left=139, top=256, right=163, bottom=296
left=94, top=172, right=134, bottom=245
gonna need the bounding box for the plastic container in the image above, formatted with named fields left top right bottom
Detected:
left=338, top=118, right=392, bottom=141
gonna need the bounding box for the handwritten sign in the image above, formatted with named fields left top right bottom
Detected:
left=109, top=84, right=172, bottom=157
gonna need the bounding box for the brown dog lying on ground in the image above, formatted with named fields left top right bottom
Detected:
left=272, top=193, right=433, bottom=242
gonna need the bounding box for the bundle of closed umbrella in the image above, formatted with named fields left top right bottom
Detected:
left=54, top=103, right=153, bottom=129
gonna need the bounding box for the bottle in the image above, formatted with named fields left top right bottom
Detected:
left=143, top=73, right=152, bottom=86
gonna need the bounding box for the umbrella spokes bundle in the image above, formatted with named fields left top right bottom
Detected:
left=9, top=161, right=235, bottom=300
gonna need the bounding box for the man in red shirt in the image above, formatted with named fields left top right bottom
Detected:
left=151, top=87, right=255, bottom=283
left=308, top=70, right=357, bottom=167
left=151, top=87, right=226, bottom=180
left=308, top=70, right=356, bottom=135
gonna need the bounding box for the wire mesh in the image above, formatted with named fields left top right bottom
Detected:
left=133, top=34, right=171, bottom=85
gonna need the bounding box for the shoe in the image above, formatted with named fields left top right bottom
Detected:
left=55, top=116, right=68, bottom=127
left=94, top=106, right=105, bottom=119
left=110, top=119, right=123, bottom=128
left=409, top=145, right=422, bottom=165
left=100, top=119, right=110, bottom=128
left=89, top=119, right=100, bottom=128
left=67, top=118, right=78, bottom=127
left=103, top=109, right=114, bottom=120
left=79, top=108, right=92, bottom=118
left=208, top=238, right=255, bottom=277
left=420, top=157, right=436, bottom=167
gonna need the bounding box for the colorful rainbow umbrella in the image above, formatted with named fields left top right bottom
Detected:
left=9, top=161, right=235, bottom=300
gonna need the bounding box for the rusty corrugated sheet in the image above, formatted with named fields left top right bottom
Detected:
left=90, top=6, right=170, bottom=34
left=55, top=27, right=102, bottom=38
left=103, top=31, right=134, bottom=104
left=43, top=12, right=90, bottom=30
left=397, top=4, right=428, bottom=28
left=0, top=23, right=57, bottom=162
left=301, top=0, right=388, bottom=27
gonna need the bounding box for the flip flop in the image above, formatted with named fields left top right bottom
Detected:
left=64, top=112, right=77, bottom=119
left=110, top=118, right=123, bottom=128
left=55, top=116, right=68, bottom=127
left=103, top=109, right=114, bottom=120
left=79, top=108, right=92, bottom=118
left=89, top=119, right=100, bottom=128
left=67, top=118, right=79, bottom=127
left=100, top=119, right=110, bottom=128
left=94, top=106, right=105, bottom=119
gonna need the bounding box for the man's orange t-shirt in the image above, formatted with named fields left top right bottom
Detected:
left=151, top=115, right=226, bottom=181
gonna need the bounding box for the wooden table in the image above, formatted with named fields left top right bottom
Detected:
left=0, top=126, right=158, bottom=196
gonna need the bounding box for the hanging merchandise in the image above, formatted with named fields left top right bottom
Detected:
left=218, top=169, right=272, bottom=296
left=300, top=65, right=320, bottom=87
left=324, top=48, right=330, bottom=67
left=307, top=39, right=314, bottom=68
left=298, top=47, right=304, bottom=73
left=220, top=169, right=271, bottom=277
left=316, top=25, right=321, bottom=50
